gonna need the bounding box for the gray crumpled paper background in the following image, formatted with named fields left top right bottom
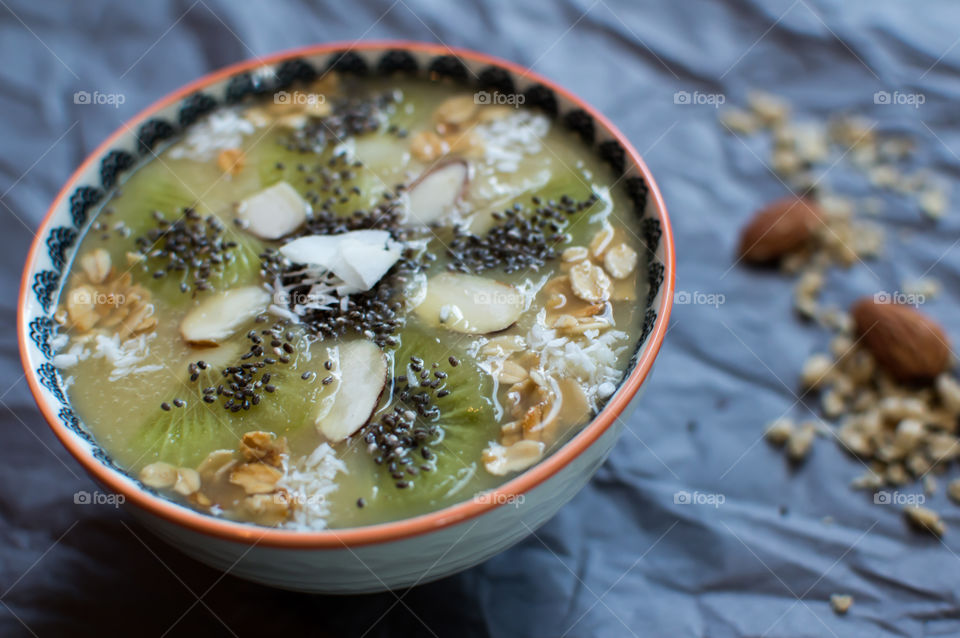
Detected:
left=2, top=1, right=960, bottom=636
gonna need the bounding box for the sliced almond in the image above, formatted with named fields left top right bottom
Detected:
left=414, top=272, right=524, bottom=334
left=179, top=286, right=271, bottom=346
left=403, top=160, right=469, bottom=226
left=316, top=340, right=387, bottom=442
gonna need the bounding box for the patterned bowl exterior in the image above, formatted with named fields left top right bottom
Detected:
left=18, top=42, right=674, bottom=593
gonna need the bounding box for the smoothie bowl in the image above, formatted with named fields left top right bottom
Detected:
left=18, top=42, right=673, bottom=593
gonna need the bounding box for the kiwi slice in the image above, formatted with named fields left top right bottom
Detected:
left=131, top=329, right=340, bottom=470
left=132, top=400, right=239, bottom=469
left=131, top=218, right=265, bottom=306
left=254, top=120, right=391, bottom=216
left=340, top=320, right=499, bottom=520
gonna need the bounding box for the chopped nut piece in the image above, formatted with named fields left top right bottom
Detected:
left=948, top=479, right=960, bottom=504
left=561, top=246, right=589, bottom=263
left=240, top=431, right=287, bottom=468
left=747, top=91, right=790, bottom=126
left=242, top=491, right=292, bottom=526
left=66, top=285, right=99, bottom=331
left=904, top=505, right=946, bottom=536
left=568, top=261, right=611, bottom=304
left=216, top=148, right=245, bottom=175
left=139, top=462, right=178, bottom=489
left=482, top=440, right=546, bottom=475
left=764, top=418, right=794, bottom=446
left=497, top=360, right=528, bottom=385
left=830, top=594, right=853, bottom=615
left=603, top=243, right=638, bottom=279
left=588, top=225, right=615, bottom=258
left=173, top=468, right=201, bottom=496
left=786, top=423, right=816, bottom=461
left=197, top=449, right=235, bottom=480
left=229, top=462, right=283, bottom=494
left=923, top=475, right=937, bottom=496
left=434, top=95, right=479, bottom=129
left=719, top=108, right=760, bottom=135
left=410, top=130, right=449, bottom=162
left=79, top=249, right=111, bottom=284
left=800, top=353, right=833, bottom=389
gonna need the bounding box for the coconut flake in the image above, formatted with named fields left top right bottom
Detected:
left=168, top=110, right=254, bottom=162
left=278, top=230, right=405, bottom=296
left=279, top=443, right=347, bottom=531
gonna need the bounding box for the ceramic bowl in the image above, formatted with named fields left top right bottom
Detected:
left=18, top=41, right=674, bottom=593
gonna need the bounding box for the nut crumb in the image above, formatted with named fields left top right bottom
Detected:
left=830, top=594, right=853, bottom=615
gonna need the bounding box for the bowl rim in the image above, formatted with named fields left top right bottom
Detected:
left=18, top=40, right=675, bottom=549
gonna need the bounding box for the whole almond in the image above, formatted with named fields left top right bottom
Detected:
left=851, top=298, right=951, bottom=382
left=738, top=196, right=822, bottom=263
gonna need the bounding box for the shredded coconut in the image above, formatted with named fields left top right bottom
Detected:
left=525, top=309, right=629, bottom=408
left=475, top=111, right=551, bottom=172
left=169, top=109, right=254, bottom=162
left=279, top=443, right=347, bottom=531
left=54, top=332, right=162, bottom=382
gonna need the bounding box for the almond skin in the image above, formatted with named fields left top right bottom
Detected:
left=738, top=196, right=822, bottom=263
left=851, top=298, right=951, bottom=383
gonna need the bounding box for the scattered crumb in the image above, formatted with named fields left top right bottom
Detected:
left=830, top=594, right=853, bottom=615
left=905, top=505, right=946, bottom=536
